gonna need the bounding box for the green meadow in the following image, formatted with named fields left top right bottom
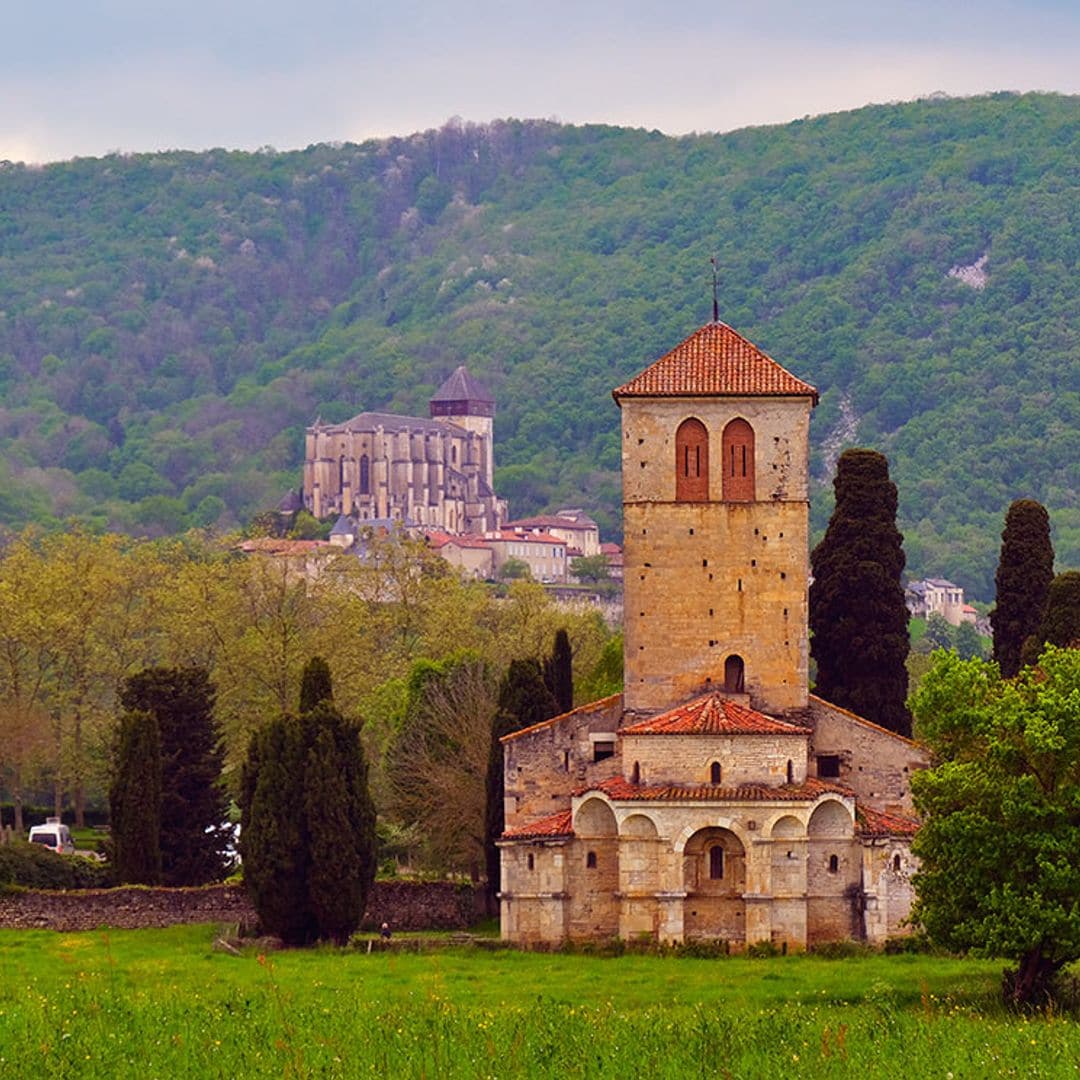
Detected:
left=0, top=925, right=1077, bottom=1078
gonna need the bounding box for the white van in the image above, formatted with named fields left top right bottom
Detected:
left=28, top=817, right=75, bottom=855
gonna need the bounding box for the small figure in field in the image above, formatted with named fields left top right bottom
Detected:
left=380, top=922, right=392, bottom=940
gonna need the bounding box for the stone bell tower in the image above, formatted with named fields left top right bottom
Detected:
left=613, top=320, right=818, bottom=718
left=429, top=366, right=496, bottom=491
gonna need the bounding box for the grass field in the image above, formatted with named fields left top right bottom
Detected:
left=0, top=925, right=1077, bottom=1078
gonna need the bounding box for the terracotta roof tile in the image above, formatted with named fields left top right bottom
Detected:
left=856, top=805, right=920, bottom=838
left=575, top=775, right=852, bottom=803
left=621, top=693, right=812, bottom=737
left=613, top=322, right=817, bottom=403
left=502, top=809, right=573, bottom=840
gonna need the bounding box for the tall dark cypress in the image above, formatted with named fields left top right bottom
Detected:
left=810, top=449, right=911, bottom=736
left=1022, top=570, right=1080, bottom=665
left=109, top=709, right=162, bottom=886
left=484, top=659, right=559, bottom=903
left=991, top=499, right=1055, bottom=677
left=119, top=667, right=228, bottom=886
left=299, top=656, right=334, bottom=713
left=241, top=661, right=376, bottom=945
left=544, top=628, right=574, bottom=715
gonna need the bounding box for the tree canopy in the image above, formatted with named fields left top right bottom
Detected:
left=910, top=646, right=1080, bottom=1007
left=0, top=94, right=1078, bottom=593
left=991, top=499, right=1054, bottom=677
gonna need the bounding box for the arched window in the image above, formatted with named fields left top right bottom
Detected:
left=338, top=456, right=346, bottom=489
left=709, top=845, right=725, bottom=880
left=359, top=454, right=370, bottom=495
left=786, top=760, right=794, bottom=784
left=724, top=655, right=745, bottom=693
left=893, top=853, right=902, bottom=872
left=586, top=851, right=598, bottom=869
left=721, top=418, right=755, bottom=501
left=710, top=761, right=722, bottom=785
left=527, top=853, right=534, bottom=871
left=631, top=761, right=641, bottom=785
left=675, top=418, right=709, bottom=501
left=828, top=854, right=839, bottom=874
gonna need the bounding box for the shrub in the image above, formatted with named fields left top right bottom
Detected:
left=0, top=843, right=112, bottom=890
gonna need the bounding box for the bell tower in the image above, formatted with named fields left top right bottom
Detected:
left=430, top=366, right=496, bottom=490
left=614, top=321, right=818, bottom=717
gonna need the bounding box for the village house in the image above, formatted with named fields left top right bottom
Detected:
left=497, top=319, right=928, bottom=950
left=906, top=577, right=972, bottom=627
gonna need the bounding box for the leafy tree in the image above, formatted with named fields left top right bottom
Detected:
left=953, top=620, right=986, bottom=661
left=570, top=554, right=610, bottom=584
left=578, top=633, right=624, bottom=702
left=910, top=646, right=1080, bottom=1008
left=924, top=613, right=954, bottom=651
left=1022, top=570, right=1080, bottom=663
left=991, top=499, right=1054, bottom=678
left=544, top=629, right=574, bottom=715
left=810, top=449, right=911, bottom=735
left=484, top=659, right=558, bottom=902
left=109, top=709, right=162, bottom=885
left=119, top=667, right=229, bottom=886
left=497, top=558, right=531, bottom=581
left=384, top=653, right=498, bottom=874
left=240, top=662, right=375, bottom=945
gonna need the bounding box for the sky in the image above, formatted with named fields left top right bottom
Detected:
left=4, top=0, right=1080, bottom=163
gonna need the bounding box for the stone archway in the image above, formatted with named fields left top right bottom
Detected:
left=619, top=813, right=660, bottom=939
left=806, top=799, right=859, bottom=945
left=682, top=826, right=746, bottom=942
left=569, top=799, right=619, bottom=939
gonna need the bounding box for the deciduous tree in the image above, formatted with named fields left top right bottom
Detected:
left=810, top=449, right=911, bottom=735
left=911, top=646, right=1080, bottom=1008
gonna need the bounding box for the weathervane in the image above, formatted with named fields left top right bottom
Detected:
left=710, top=256, right=719, bottom=323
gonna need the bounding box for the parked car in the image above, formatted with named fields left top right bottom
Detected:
left=28, top=818, right=75, bottom=855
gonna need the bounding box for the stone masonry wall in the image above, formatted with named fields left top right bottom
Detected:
left=806, top=696, right=929, bottom=815
left=0, top=881, right=485, bottom=933
left=621, top=732, right=808, bottom=788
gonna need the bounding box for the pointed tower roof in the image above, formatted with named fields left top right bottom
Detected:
left=620, top=692, right=812, bottom=736
left=430, top=365, right=494, bottom=404
left=613, top=322, right=817, bottom=404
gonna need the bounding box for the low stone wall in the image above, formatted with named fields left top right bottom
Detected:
left=0, top=881, right=487, bottom=933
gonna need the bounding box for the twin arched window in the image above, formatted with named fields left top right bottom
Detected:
left=675, top=418, right=755, bottom=501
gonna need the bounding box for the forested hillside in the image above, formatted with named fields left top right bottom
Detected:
left=1, top=92, right=1077, bottom=597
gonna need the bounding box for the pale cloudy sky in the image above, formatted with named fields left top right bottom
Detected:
left=4, top=0, right=1079, bottom=163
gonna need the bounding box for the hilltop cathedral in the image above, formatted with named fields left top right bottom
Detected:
left=498, top=320, right=928, bottom=950
left=301, top=366, right=506, bottom=533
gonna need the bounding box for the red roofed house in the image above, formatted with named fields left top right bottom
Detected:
left=498, top=319, right=928, bottom=949
left=504, top=510, right=601, bottom=557
left=427, top=531, right=495, bottom=580
left=484, top=530, right=569, bottom=583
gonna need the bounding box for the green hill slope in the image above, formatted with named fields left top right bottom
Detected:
left=0, top=92, right=1077, bottom=597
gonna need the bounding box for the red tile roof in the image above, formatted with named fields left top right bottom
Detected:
left=501, top=809, right=573, bottom=840
left=575, top=775, right=852, bottom=803
left=613, top=321, right=818, bottom=403
left=856, top=805, right=920, bottom=838
left=487, top=530, right=564, bottom=546
left=621, top=693, right=812, bottom=737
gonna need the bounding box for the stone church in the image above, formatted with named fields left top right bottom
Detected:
left=302, top=366, right=506, bottom=532
left=498, top=320, right=928, bottom=950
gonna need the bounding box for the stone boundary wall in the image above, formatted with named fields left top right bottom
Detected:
left=0, top=881, right=487, bottom=933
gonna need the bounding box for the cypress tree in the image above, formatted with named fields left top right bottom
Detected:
left=120, top=667, right=228, bottom=887
left=991, top=499, right=1055, bottom=677
left=810, top=449, right=911, bottom=736
left=299, top=656, right=334, bottom=713
left=1021, top=570, right=1080, bottom=665
left=544, top=629, right=574, bottom=715
left=241, top=661, right=376, bottom=945
left=484, top=659, right=559, bottom=902
left=109, top=709, right=162, bottom=885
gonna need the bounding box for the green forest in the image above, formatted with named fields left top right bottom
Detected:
left=0, top=91, right=1077, bottom=598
